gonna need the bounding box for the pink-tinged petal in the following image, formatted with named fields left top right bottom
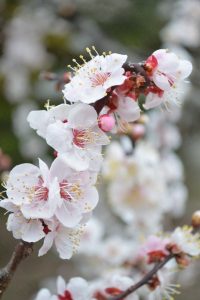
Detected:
left=154, top=73, right=171, bottom=90
left=46, top=122, right=73, bottom=153
left=117, top=97, right=140, bottom=122
left=55, top=229, right=73, bottom=259
left=27, top=110, right=49, bottom=138
left=21, top=178, right=60, bottom=219
left=67, top=103, right=98, bottom=129
left=57, top=276, right=67, bottom=295
left=38, top=232, right=55, bottom=256
left=157, top=52, right=179, bottom=73
left=178, top=60, right=192, bottom=80
left=144, top=93, right=163, bottom=110
left=55, top=201, right=82, bottom=228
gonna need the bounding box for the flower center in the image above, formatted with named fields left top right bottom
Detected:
left=58, top=290, right=73, bottom=300
left=73, top=129, right=98, bottom=148
left=60, top=180, right=82, bottom=201
left=90, top=72, right=111, bottom=87
left=27, top=177, right=49, bottom=202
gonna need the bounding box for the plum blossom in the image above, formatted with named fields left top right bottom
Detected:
left=39, top=218, right=85, bottom=259
left=35, top=276, right=92, bottom=300
left=1, top=157, right=98, bottom=228
left=28, top=103, right=109, bottom=171
left=170, top=227, right=200, bottom=257
left=144, top=49, right=192, bottom=109
left=140, top=235, right=169, bottom=263
left=63, top=50, right=127, bottom=104
left=145, top=49, right=192, bottom=91
left=0, top=200, right=45, bottom=243
left=91, top=274, right=138, bottom=300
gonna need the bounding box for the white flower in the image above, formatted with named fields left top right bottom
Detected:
left=91, top=274, right=138, bottom=300
left=39, top=218, right=85, bottom=259
left=57, top=276, right=91, bottom=300
left=28, top=103, right=109, bottom=171
left=3, top=157, right=99, bottom=228
left=63, top=52, right=127, bottom=104
left=170, top=227, right=200, bottom=257
left=146, top=49, right=192, bottom=91
left=0, top=200, right=45, bottom=243
left=4, top=159, right=59, bottom=220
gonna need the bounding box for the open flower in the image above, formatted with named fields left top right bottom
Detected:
left=140, top=235, right=169, bottom=263
left=28, top=103, right=109, bottom=171
left=2, top=157, right=98, bottom=228
left=63, top=51, right=127, bottom=104
left=170, top=226, right=200, bottom=257
left=35, top=276, right=92, bottom=300
left=0, top=200, right=45, bottom=243
left=39, top=218, right=85, bottom=259
left=145, top=49, right=192, bottom=91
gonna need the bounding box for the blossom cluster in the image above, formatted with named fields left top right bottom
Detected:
left=34, top=225, right=200, bottom=300
left=0, top=48, right=192, bottom=261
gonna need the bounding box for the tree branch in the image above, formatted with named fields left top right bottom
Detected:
left=0, top=241, right=33, bottom=299
left=108, top=254, right=174, bottom=300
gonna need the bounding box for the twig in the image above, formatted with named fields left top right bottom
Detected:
left=109, top=254, right=174, bottom=300
left=0, top=241, right=33, bottom=299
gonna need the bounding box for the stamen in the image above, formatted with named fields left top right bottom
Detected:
left=86, top=47, right=94, bottom=58
left=67, top=64, right=77, bottom=72
left=72, top=59, right=82, bottom=68
left=92, top=45, right=99, bottom=55
left=79, top=55, right=87, bottom=64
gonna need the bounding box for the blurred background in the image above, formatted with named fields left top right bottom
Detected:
left=0, top=0, right=200, bottom=299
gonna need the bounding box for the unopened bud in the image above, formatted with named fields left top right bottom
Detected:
left=98, top=114, right=115, bottom=132
left=192, top=210, right=200, bottom=228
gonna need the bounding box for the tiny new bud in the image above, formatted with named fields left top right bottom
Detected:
left=98, top=114, right=115, bottom=132
left=192, top=210, right=200, bottom=228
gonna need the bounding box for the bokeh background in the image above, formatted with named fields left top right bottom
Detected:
left=0, top=0, right=200, bottom=299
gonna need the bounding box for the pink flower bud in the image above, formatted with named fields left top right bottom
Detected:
left=99, top=114, right=115, bottom=132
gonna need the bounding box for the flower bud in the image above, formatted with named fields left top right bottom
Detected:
left=192, top=210, right=200, bottom=228
left=98, top=114, right=115, bottom=132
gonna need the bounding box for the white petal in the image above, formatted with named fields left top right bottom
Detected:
left=178, top=60, right=192, bottom=79
left=57, top=276, right=67, bottom=295
left=144, top=93, right=163, bottom=110
left=27, top=110, right=49, bottom=138
left=21, top=219, right=45, bottom=242
left=46, top=122, right=73, bottom=153
left=55, top=228, right=73, bottom=259
left=55, top=201, right=82, bottom=228
left=38, top=232, right=55, bottom=256
left=153, top=73, right=171, bottom=90
left=67, top=103, right=97, bottom=129
left=67, top=277, right=89, bottom=300
left=118, top=97, right=140, bottom=122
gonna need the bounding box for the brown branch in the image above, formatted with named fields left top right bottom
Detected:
left=0, top=241, right=33, bottom=299
left=108, top=254, right=174, bottom=300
